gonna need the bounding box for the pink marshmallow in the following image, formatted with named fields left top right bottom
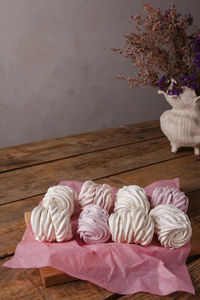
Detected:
left=77, top=204, right=110, bottom=244
left=150, top=186, right=189, bottom=213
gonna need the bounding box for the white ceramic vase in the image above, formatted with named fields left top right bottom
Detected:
left=158, top=86, right=200, bottom=155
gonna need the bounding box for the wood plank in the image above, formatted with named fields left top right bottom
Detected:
left=119, top=258, right=200, bottom=299
left=1, top=180, right=200, bottom=260
left=0, top=120, right=162, bottom=172
left=0, top=137, right=193, bottom=205
left=1, top=120, right=199, bottom=299
left=190, top=222, right=200, bottom=257
left=109, top=155, right=200, bottom=194
left=0, top=257, right=113, bottom=300
left=187, top=190, right=200, bottom=219
left=24, top=211, right=32, bottom=227
left=0, top=195, right=41, bottom=259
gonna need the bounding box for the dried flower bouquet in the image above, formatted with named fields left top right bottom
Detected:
left=112, top=3, right=200, bottom=96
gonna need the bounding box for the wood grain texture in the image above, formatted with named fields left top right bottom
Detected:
left=187, top=190, right=200, bottom=219
left=0, top=257, right=113, bottom=300
left=110, top=155, right=200, bottom=193
left=0, top=195, right=41, bottom=258
left=0, top=120, right=162, bottom=172
left=24, top=211, right=32, bottom=227
left=39, top=267, right=78, bottom=287
left=1, top=120, right=200, bottom=300
left=0, top=137, right=192, bottom=205
left=190, top=223, right=200, bottom=257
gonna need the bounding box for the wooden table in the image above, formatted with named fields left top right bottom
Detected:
left=0, top=120, right=200, bottom=299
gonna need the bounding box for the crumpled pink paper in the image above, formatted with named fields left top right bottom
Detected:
left=4, top=178, right=195, bottom=295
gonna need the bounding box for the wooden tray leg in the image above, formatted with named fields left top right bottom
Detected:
left=24, top=211, right=78, bottom=287
left=39, top=267, right=77, bottom=287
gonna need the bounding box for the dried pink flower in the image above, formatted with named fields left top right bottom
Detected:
left=112, top=3, right=200, bottom=95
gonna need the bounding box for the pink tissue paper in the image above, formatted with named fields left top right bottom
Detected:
left=4, top=178, right=195, bottom=296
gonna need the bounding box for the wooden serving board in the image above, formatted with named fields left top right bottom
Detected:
left=25, top=211, right=200, bottom=287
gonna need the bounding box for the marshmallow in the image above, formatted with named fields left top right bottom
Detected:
left=77, top=204, right=110, bottom=244
left=42, top=185, right=76, bottom=216
left=151, top=186, right=188, bottom=213
left=114, top=185, right=150, bottom=214
left=150, top=204, right=192, bottom=249
left=78, top=180, right=113, bottom=211
left=109, top=207, right=154, bottom=246
left=31, top=205, right=73, bottom=242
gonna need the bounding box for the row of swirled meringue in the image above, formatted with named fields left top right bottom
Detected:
left=31, top=180, right=192, bottom=249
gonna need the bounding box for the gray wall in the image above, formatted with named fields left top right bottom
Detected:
left=0, top=0, right=199, bottom=147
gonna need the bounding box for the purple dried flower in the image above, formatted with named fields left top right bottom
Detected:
left=160, top=17, right=166, bottom=28
left=194, top=55, right=200, bottom=69
left=190, top=82, right=199, bottom=90
left=167, top=82, right=183, bottom=95
left=112, top=3, right=200, bottom=96
left=190, top=35, right=200, bottom=53
left=179, top=72, right=199, bottom=90
left=164, top=9, right=169, bottom=17
left=158, top=74, right=170, bottom=91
